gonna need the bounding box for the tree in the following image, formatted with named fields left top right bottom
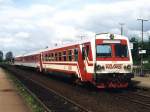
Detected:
left=130, top=37, right=138, bottom=43
left=0, top=51, right=3, bottom=62
left=5, top=51, right=13, bottom=62
left=130, top=37, right=140, bottom=65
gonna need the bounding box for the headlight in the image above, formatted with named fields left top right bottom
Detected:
left=96, top=65, right=105, bottom=70
left=124, top=65, right=127, bottom=69
left=127, top=65, right=131, bottom=69
left=124, top=65, right=131, bottom=70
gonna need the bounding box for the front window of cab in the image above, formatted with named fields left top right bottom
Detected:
left=115, top=44, right=128, bottom=57
left=96, top=44, right=112, bottom=57
left=96, top=44, right=129, bottom=59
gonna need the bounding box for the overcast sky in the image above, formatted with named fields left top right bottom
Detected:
left=0, top=0, right=150, bottom=56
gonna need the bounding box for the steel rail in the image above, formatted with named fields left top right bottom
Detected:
left=117, top=93, right=150, bottom=109
left=9, top=71, right=52, bottom=112
left=10, top=68, right=91, bottom=112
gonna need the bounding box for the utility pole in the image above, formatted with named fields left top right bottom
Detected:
left=119, top=23, right=124, bottom=35
left=137, top=18, right=148, bottom=76
left=80, top=35, right=85, bottom=40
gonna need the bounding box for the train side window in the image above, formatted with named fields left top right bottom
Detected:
left=46, top=54, right=48, bottom=61
left=74, top=49, right=78, bottom=61
left=63, top=51, right=66, bottom=61
left=31, top=56, right=32, bottom=61
left=30, top=56, right=31, bottom=61
left=44, top=55, right=45, bottom=61
left=51, top=53, right=54, bottom=61
left=45, top=54, right=48, bottom=61
left=42, top=55, right=45, bottom=61
left=59, top=52, right=61, bottom=61
left=55, top=52, right=58, bottom=61
left=68, top=50, right=72, bottom=61
left=48, top=54, right=51, bottom=61
left=50, top=53, right=51, bottom=61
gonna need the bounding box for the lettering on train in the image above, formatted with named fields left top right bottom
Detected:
left=106, top=64, right=123, bottom=69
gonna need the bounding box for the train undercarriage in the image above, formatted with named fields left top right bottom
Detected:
left=94, top=73, right=134, bottom=88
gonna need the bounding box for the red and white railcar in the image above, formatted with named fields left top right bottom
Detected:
left=14, top=33, right=134, bottom=88
left=14, top=51, right=41, bottom=68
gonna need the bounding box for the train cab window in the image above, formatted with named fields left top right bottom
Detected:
left=115, top=44, right=128, bottom=57
left=86, top=45, right=90, bottom=57
left=74, top=49, right=78, bottom=61
left=63, top=51, right=66, bottom=61
left=59, top=52, right=61, bottom=61
left=96, top=44, right=112, bottom=57
left=82, top=47, right=86, bottom=60
left=68, top=50, right=72, bottom=61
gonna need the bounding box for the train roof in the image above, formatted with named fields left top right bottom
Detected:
left=96, top=33, right=129, bottom=40
left=43, top=38, right=92, bottom=51
left=15, top=33, right=129, bottom=58
left=15, top=49, right=43, bottom=58
left=45, top=33, right=129, bottom=51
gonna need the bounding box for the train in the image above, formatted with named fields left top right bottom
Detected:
left=14, top=33, right=134, bottom=88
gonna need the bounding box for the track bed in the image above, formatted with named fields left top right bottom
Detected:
left=2, top=65, right=150, bottom=112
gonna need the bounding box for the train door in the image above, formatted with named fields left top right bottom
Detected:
left=82, top=43, right=90, bottom=64
left=81, top=43, right=91, bottom=80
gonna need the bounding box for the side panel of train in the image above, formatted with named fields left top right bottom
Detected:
left=41, top=42, right=95, bottom=82
left=14, top=54, right=41, bottom=68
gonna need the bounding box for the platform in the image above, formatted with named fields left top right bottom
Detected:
left=132, top=76, right=150, bottom=89
left=0, top=68, right=31, bottom=112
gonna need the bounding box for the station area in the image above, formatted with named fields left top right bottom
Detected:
left=132, top=76, right=150, bottom=89
left=0, top=68, right=31, bottom=112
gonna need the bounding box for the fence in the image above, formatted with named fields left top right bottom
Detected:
left=133, top=66, right=150, bottom=77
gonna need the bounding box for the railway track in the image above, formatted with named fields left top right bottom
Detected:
left=5, top=66, right=91, bottom=112
left=2, top=65, right=150, bottom=112
left=116, top=91, right=150, bottom=109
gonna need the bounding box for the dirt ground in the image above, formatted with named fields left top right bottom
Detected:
left=0, top=68, right=31, bottom=112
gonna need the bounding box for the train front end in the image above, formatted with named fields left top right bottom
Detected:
left=94, top=33, right=134, bottom=88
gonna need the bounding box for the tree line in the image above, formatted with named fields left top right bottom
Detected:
left=0, top=51, right=13, bottom=62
